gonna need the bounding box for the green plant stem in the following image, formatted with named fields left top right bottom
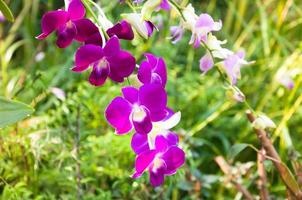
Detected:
left=125, top=0, right=137, bottom=12
left=167, top=0, right=186, bottom=21
left=200, top=40, right=257, bottom=115
left=81, top=0, right=109, bottom=40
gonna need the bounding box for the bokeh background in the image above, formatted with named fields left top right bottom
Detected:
left=1, top=0, right=302, bottom=199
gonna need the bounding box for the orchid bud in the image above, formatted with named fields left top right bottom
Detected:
left=141, top=0, right=162, bottom=20
left=252, top=114, right=276, bottom=130
left=122, top=13, right=155, bottom=39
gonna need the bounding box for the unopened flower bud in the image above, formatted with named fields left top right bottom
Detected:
left=252, top=114, right=276, bottom=130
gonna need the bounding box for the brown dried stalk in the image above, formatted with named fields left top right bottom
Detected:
left=246, top=110, right=302, bottom=199
left=257, top=147, right=270, bottom=200
left=215, top=156, right=255, bottom=200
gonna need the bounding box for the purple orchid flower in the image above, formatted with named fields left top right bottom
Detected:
left=132, top=135, right=185, bottom=187
left=106, top=20, right=134, bottom=40
left=36, top=0, right=102, bottom=48
left=105, top=84, right=168, bottom=135
left=138, top=53, right=167, bottom=87
left=131, top=131, right=178, bottom=155
left=131, top=111, right=181, bottom=154
left=190, top=13, right=222, bottom=48
left=123, top=13, right=156, bottom=39
left=170, top=26, right=184, bottom=44
left=223, top=51, right=250, bottom=85
left=72, top=36, right=135, bottom=86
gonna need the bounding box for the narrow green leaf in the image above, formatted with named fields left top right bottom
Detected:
left=0, top=96, right=34, bottom=128
left=227, top=143, right=249, bottom=160
left=0, top=0, right=14, bottom=22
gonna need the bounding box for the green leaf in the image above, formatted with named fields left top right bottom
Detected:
left=0, top=0, right=14, bottom=22
left=227, top=143, right=249, bottom=160
left=0, top=96, right=34, bottom=128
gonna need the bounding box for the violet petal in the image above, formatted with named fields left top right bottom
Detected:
left=36, top=11, right=69, bottom=39
left=68, top=0, right=85, bottom=21
left=73, top=44, right=103, bottom=72
left=105, top=97, right=133, bottom=134
left=162, top=146, right=185, bottom=175
left=139, top=84, right=167, bottom=121
left=122, top=86, right=139, bottom=104
left=131, top=133, right=150, bottom=154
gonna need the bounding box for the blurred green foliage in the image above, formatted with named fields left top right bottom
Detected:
left=0, top=0, right=302, bottom=199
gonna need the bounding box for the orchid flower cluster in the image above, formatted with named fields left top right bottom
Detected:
left=169, top=4, right=252, bottom=86
left=36, top=0, right=185, bottom=187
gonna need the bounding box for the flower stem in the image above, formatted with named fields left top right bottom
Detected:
left=167, top=0, right=186, bottom=21
left=82, top=0, right=110, bottom=40
left=200, top=40, right=257, bottom=115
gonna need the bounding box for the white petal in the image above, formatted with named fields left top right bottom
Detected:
left=160, top=111, right=181, bottom=130
left=122, top=13, right=149, bottom=39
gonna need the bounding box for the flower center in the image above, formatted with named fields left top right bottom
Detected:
left=152, top=156, right=164, bottom=172
left=96, top=58, right=109, bottom=70
left=66, top=21, right=73, bottom=29
left=132, top=105, right=146, bottom=122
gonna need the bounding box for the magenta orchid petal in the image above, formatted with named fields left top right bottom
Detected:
left=165, top=132, right=179, bottom=146
left=67, top=0, right=86, bottom=21
left=133, top=150, right=156, bottom=178
left=138, top=61, right=152, bottom=84
left=149, top=163, right=166, bottom=187
left=132, top=107, right=153, bottom=135
left=103, top=36, right=121, bottom=58
left=162, top=146, right=185, bottom=175
left=73, top=44, right=103, bottom=71
left=56, top=23, right=77, bottom=48
left=105, top=97, right=133, bottom=134
left=159, top=0, right=171, bottom=10
left=108, top=51, right=136, bottom=79
left=153, top=58, right=167, bottom=85
left=84, top=32, right=103, bottom=46
left=131, top=133, right=150, bottom=154
left=88, top=63, right=110, bottom=86
left=144, top=53, right=157, bottom=66
left=138, top=54, right=167, bottom=87
left=74, top=19, right=102, bottom=45
left=106, top=20, right=134, bottom=40
left=36, top=11, right=69, bottom=39
left=139, top=84, right=167, bottom=121
left=145, top=21, right=155, bottom=37
left=122, top=86, right=139, bottom=104
left=155, top=135, right=169, bottom=152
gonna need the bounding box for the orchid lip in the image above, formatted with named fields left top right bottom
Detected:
left=95, top=58, right=109, bottom=70
left=151, top=156, right=165, bottom=172
left=132, top=104, right=147, bottom=122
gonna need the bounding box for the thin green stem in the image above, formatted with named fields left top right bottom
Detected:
left=127, top=77, right=131, bottom=85
left=167, top=0, right=186, bottom=21
left=82, top=0, right=110, bottom=40
left=200, top=40, right=257, bottom=114
left=125, top=0, right=137, bottom=12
